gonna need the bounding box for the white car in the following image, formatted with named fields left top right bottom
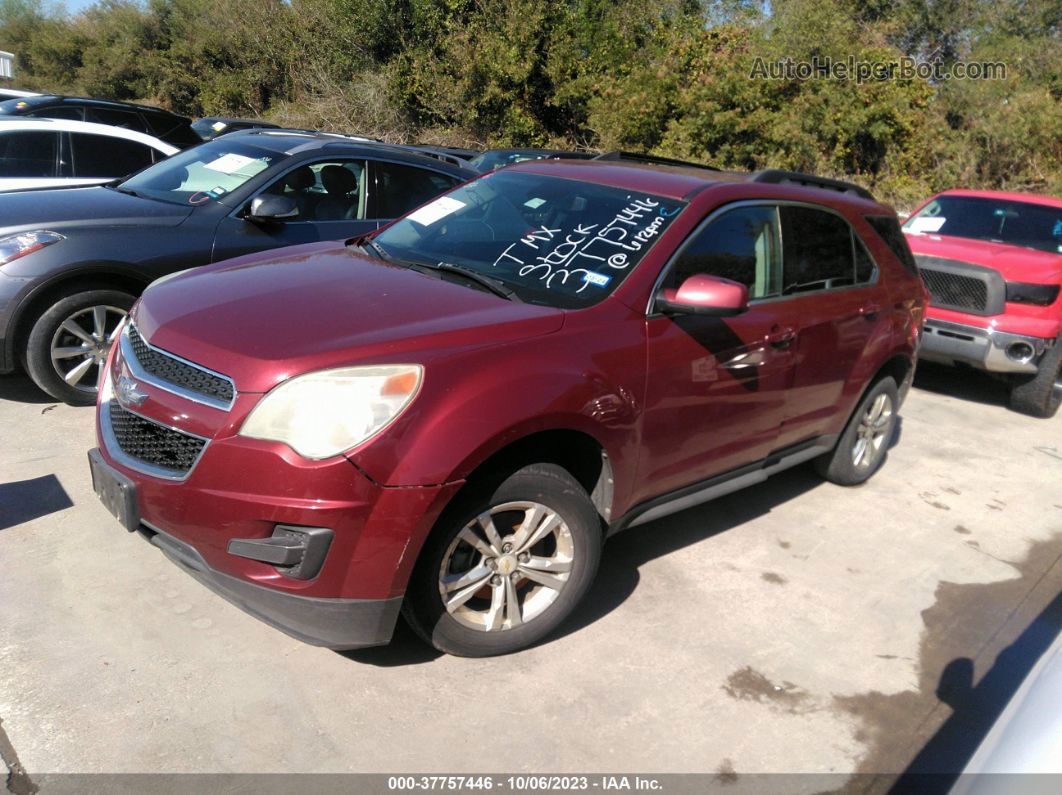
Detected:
left=0, top=117, right=178, bottom=191
left=0, top=88, right=41, bottom=100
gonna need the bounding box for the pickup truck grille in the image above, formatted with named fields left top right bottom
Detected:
left=920, top=268, right=988, bottom=312
left=127, top=324, right=235, bottom=406
left=914, top=255, right=1005, bottom=316
left=108, top=402, right=207, bottom=475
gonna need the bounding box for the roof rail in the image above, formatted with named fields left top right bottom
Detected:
left=593, top=151, right=720, bottom=172
left=751, top=169, right=874, bottom=201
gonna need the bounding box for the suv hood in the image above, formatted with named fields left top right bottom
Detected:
left=134, top=242, right=565, bottom=393
left=0, top=185, right=192, bottom=235
left=906, top=232, right=1062, bottom=283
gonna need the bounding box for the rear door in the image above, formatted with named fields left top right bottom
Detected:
left=771, top=203, right=885, bottom=448
left=636, top=203, right=796, bottom=501
left=65, top=131, right=156, bottom=183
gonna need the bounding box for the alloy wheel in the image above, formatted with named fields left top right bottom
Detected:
left=852, top=392, right=893, bottom=470
left=438, top=501, right=574, bottom=632
left=49, top=305, right=126, bottom=395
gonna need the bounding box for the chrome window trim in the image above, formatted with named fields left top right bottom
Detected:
left=99, top=370, right=211, bottom=482
left=121, top=323, right=236, bottom=411
left=646, top=198, right=881, bottom=317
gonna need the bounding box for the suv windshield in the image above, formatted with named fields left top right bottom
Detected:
left=371, top=171, right=686, bottom=308
left=904, top=195, right=1062, bottom=254
left=116, top=140, right=277, bottom=206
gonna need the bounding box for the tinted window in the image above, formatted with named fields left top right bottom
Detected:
left=666, top=206, right=780, bottom=299
left=903, top=195, right=1062, bottom=254
left=780, top=206, right=855, bottom=293
left=375, top=161, right=461, bottom=218
left=143, top=112, right=180, bottom=139
left=867, top=215, right=918, bottom=274
left=71, top=133, right=154, bottom=177
left=0, top=130, right=58, bottom=177
left=372, top=170, right=686, bottom=309
left=30, top=106, right=82, bottom=121
left=855, top=237, right=876, bottom=283
left=85, top=107, right=148, bottom=133
left=262, top=160, right=366, bottom=221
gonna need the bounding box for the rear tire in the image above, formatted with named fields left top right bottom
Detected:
left=1008, top=337, right=1062, bottom=419
left=24, top=288, right=134, bottom=405
left=402, top=464, right=602, bottom=657
left=814, top=376, right=899, bottom=486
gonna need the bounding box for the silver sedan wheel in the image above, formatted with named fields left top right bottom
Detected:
left=438, top=501, right=574, bottom=632
left=49, top=305, right=127, bottom=395
left=852, top=392, right=893, bottom=470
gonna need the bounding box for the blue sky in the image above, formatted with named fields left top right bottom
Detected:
left=62, top=0, right=100, bottom=12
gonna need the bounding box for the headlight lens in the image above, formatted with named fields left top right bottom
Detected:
left=1005, top=281, right=1060, bottom=306
left=0, top=230, right=65, bottom=266
left=238, top=365, right=423, bottom=459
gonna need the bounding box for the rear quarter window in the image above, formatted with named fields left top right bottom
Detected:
left=867, top=215, right=919, bottom=275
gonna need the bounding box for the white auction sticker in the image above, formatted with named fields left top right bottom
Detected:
left=907, top=216, right=946, bottom=233
left=407, top=196, right=466, bottom=226
left=204, top=153, right=259, bottom=175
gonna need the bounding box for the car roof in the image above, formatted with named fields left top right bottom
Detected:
left=217, top=129, right=479, bottom=175
left=11, top=94, right=188, bottom=119
left=197, top=117, right=281, bottom=126
left=935, top=188, right=1062, bottom=210
left=0, top=116, right=179, bottom=152
left=507, top=158, right=884, bottom=209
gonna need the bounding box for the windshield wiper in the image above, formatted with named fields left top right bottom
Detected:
left=108, top=185, right=142, bottom=198
left=359, top=241, right=520, bottom=302
left=422, top=261, right=522, bottom=302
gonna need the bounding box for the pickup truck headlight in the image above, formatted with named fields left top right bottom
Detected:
left=1005, top=282, right=1060, bottom=306
left=238, top=365, right=423, bottom=459
left=0, top=230, right=65, bottom=266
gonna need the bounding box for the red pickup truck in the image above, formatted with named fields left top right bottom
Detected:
left=903, top=190, right=1062, bottom=418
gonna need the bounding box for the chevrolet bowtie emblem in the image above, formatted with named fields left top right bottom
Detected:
left=115, top=375, right=148, bottom=407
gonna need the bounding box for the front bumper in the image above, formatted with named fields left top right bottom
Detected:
left=920, top=319, right=1053, bottom=374
left=142, top=521, right=402, bottom=649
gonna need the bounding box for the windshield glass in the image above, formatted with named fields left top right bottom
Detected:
left=371, top=171, right=686, bottom=308
left=904, top=195, right=1062, bottom=254
left=117, top=140, right=277, bottom=205
left=0, top=98, right=37, bottom=113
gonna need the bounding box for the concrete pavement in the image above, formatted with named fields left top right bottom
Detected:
left=1, top=363, right=1060, bottom=787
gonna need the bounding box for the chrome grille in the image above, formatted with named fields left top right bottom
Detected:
left=108, top=402, right=206, bottom=475
left=127, top=324, right=234, bottom=404
left=920, top=268, right=988, bottom=312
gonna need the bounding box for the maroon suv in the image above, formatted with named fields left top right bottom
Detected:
left=88, top=161, right=925, bottom=656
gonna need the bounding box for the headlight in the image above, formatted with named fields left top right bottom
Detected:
left=0, top=230, right=65, bottom=266
left=239, top=365, right=423, bottom=459
left=1005, top=281, right=1060, bottom=306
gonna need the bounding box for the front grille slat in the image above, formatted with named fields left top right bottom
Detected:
left=920, top=268, right=988, bottom=312
left=108, top=402, right=206, bottom=474
left=127, top=325, right=234, bottom=404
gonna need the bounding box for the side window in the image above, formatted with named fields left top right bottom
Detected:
left=374, top=161, right=461, bottom=219
left=261, top=160, right=366, bottom=221
left=854, top=237, right=876, bottom=283
left=30, top=106, right=82, bottom=121
left=867, top=215, right=918, bottom=275
left=0, top=130, right=59, bottom=177
left=85, top=107, right=148, bottom=133
left=779, top=206, right=856, bottom=294
left=665, top=205, right=781, bottom=299
left=70, top=133, right=154, bottom=177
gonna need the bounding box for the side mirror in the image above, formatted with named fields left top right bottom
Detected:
left=247, top=195, right=299, bottom=223
left=655, top=274, right=749, bottom=317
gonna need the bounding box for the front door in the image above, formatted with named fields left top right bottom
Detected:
left=211, top=158, right=377, bottom=262
left=635, top=204, right=796, bottom=503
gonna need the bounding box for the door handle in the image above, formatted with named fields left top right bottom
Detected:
left=861, top=303, right=881, bottom=320
left=766, top=326, right=796, bottom=349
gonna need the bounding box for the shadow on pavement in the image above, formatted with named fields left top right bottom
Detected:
left=891, top=588, right=1062, bottom=793
left=0, top=473, right=74, bottom=530
left=913, top=362, right=1010, bottom=409
left=339, top=612, right=443, bottom=667
left=0, top=372, right=54, bottom=405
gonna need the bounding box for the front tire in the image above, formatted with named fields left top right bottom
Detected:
left=403, top=464, right=602, bottom=657
left=814, top=376, right=899, bottom=486
left=1009, top=337, right=1062, bottom=419
left=24, top=288, right=134, bottom=405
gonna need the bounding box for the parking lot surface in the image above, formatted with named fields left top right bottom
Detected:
left=1, top=364, right=1060, bottom=788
